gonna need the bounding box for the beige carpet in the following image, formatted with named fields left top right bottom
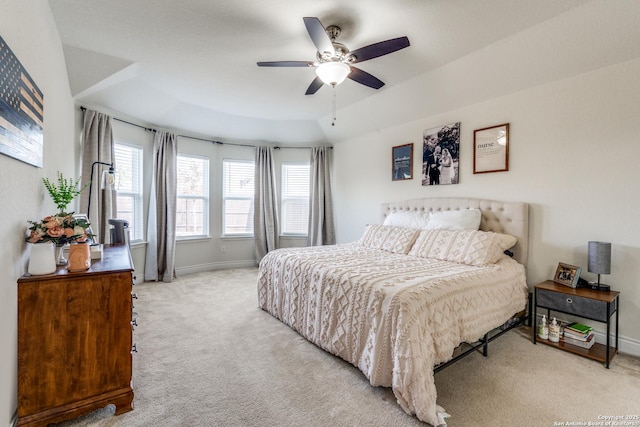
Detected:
left=57, top=268, right=640, bottom=427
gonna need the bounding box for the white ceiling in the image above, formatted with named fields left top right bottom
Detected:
left=48, top=1, right=636, bottom=144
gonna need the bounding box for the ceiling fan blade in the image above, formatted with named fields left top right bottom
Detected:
left=349, top=36, right=410, bottom=63
left=257, top=61, right=315, bottom=67
left=303, top=17, right=335, bottom=56
left=305, top=77, right=324, bottom=95
left=348, top=66, right=385, bottom=89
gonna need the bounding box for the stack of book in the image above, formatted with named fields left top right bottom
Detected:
left=563, top=322, right=595, bottom=349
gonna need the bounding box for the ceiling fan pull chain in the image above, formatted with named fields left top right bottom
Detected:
left=332, top=83, right=337, bottom=126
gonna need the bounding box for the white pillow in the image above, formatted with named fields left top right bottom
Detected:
left=408, top=229, right=507, bottom=266
left=383, top=210, right=430, bottom=229
left=425, top=209, right=481, bottom=231
left=358, top=224, right=419, bottom=255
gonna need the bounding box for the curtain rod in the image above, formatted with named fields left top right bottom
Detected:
left=80, top=106, right=331, bottom=150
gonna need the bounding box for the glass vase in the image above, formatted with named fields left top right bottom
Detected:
left=55, top=243, right=69, bottom=266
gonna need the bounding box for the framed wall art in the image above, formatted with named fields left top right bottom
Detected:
left=392, top=143, right=413, bottom=181
left=553, top=262, right=582, bottom=288
left=0, top=35, right=44, bottom=168
left=473, top=123, right=509, bottom=174
left=422, top=122, right=460, bottom=186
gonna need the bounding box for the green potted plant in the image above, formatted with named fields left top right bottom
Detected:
left=42, top=171, right=88, bottom=214
left=26, top=172, right=92, bottom=273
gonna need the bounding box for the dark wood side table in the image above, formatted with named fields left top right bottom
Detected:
left=533, top=280, right=619, bottom=368
left=18, top=244, right=135, bottom=426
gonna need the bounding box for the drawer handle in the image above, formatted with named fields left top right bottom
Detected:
left=566, top=298, right=573, bottom=304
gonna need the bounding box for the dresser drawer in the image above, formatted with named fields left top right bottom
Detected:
left=536, top=289, right=616, bottom=322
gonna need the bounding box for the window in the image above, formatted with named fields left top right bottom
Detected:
left=223, top=159, right=254, bottom=236
left=176, top=154, right=209, bottom=237
left=114, top=142, right=143, bottom=241
left=281, top=163, right=310, bottom=235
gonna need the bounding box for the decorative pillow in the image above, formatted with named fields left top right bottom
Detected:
left=383, top=210, right=431, bottom=229
left=408, top=229, right=510, bottom=266
left=495, top=233, right=518, bottom=251
left=425, top=208, right=481, bottom=231
left=359, top=224, right=419, bottom=255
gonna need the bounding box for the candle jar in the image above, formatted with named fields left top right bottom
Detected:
left=68, top=242, right=91, bottom=272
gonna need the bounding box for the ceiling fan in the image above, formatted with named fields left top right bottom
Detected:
left=257, top=17, right=410, bottom=95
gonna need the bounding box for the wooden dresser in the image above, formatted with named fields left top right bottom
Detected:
left=17, top=244, right=135, bottom=426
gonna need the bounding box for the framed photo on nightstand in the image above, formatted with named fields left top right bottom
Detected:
left=553, top=262, right=581, bottom=288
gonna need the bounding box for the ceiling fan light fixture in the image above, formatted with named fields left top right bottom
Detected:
left=315, top=62, right=351, bottom=86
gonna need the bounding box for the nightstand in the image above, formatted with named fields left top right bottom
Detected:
left=533, top=280, right=619, bottom=368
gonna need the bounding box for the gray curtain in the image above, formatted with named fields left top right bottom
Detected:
left=308, top=146, right=335, bottom=246
left=145, top=131, right=178, bottom=282
left=80, top=109, right=117, bottom=244
left=253, top=146, right=279, bottom=263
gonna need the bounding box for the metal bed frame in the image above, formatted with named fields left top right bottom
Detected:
left=434, top=293, right=532, bottom=373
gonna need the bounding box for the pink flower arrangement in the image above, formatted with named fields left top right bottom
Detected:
left=26, top=213, right=92, bottom=245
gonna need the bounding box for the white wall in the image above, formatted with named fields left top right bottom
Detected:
left=333, top=57, right=640, bottom=352
left=0, top=1, right=75, bottom=424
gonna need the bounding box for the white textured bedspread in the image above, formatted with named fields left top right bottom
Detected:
left=257, top=243, right=528, bottom=426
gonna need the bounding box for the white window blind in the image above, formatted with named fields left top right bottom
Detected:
left=176, top=154, right=209, bottom=237
left=114, top=142, right=143, bottom=241
left=223, top=159, right=254, bottom=236
left=281, top=163, right=310, bottom=235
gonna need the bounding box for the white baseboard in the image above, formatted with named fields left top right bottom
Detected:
left=175, top=260, right=257, bottom=276
left=142, top=260, right=257, bottom=282
left=594, top=331, right=640, bottom=358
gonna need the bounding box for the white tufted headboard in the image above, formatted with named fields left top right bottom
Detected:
left=381, top=197, right=529, bottom=266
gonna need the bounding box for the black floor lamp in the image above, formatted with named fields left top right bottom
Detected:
left=87, top=161, right=115, bottom=221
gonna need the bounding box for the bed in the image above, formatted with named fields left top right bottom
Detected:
left=257, top=198, right=529, bottom=426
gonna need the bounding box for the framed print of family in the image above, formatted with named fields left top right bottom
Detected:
left=554, top=262, right=582, bottom=288
left=422, top=122, right=460, bottom=186
left=392, top=143, right=413, bottom=181
left=473, top=123, right=509, bottom=174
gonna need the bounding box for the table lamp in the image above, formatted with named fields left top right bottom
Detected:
left=588, top=241, right=611, bottom=292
